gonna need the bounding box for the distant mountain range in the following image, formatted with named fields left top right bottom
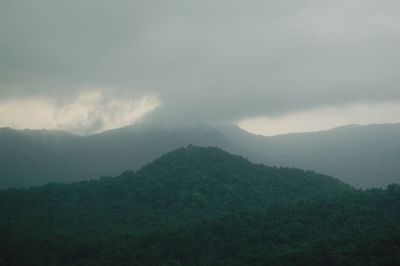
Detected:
left=221, top=123, right=400, bottom=188
left=1, top=146, right=399, bottom=265
left=1, top=123, right=399, bottom=188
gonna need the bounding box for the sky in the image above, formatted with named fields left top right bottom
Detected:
left=0, top=0, right=399, bottom=135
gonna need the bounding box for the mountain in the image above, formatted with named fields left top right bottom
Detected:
left=1, top=146, right=399, bottom=265
left=0, top=125, right=241, bottom=188
left=220, top=123, right=400, bottom=188
left=1, top=123, right=400, bottom=189
left=0, top=127, right=81, bottom=188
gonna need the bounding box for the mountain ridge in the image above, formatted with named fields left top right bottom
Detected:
left=1, top=123, right=399, bottom=189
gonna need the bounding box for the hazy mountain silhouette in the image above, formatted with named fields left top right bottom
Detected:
left=220, top=123, right=400, bottom=188
left=1, top=123, right=399, bottom=189
left=0, top=125, right=241, bottom=188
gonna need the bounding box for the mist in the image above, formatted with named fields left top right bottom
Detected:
left=1, top=0, right=400, bottom=134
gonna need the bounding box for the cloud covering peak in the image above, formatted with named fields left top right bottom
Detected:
left=1, top=0, right=400, bottom=132
left=0, top=91, right=159, bottom=134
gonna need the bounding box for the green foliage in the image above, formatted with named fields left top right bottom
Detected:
left=0, top=146, right=399, bottom=265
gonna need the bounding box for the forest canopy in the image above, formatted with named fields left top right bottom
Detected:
left=0, top=146, right=399, bottom=265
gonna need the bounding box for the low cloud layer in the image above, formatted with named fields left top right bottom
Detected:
left=238, top=100, right=400, bottom=136
left=0, top=91, right=159, bottom=134
left=1, top=0, right=400, bottom=132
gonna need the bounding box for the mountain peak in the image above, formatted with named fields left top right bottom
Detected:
left=157, top=145, right=243, bottom=161
left=142, top=145, right=252, bottom=174
left=126, top=146, right=351, bottom=211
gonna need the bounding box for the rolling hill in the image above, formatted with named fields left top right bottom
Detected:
left=0, top=146, right=399, bottom=265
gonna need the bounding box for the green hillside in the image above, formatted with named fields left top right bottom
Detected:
left=0, top=146, right=399, bottom=265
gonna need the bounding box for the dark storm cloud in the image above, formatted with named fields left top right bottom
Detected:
left=1, top=0, right=400, bottom=124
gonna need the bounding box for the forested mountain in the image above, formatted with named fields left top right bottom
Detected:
left=1, top=146, right=399, bottom=265
left=1, top=123, right=400, bottom=189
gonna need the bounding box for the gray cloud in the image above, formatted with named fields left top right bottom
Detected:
left=1, top=0, right=400, bottom=126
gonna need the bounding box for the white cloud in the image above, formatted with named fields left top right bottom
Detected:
left=0, top=91, right=160, bottom=134
left=237, top=101, right=400, bottom=136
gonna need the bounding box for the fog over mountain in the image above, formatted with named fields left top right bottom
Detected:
left=1, top=123, right=399, bottom=189
left=1, top=1, right=400, bottom=134
left=0, top=0, right=399, bottom=211
left=2, top=2, right=400, bottom=264
left=222, top=123, right=400, bottom=188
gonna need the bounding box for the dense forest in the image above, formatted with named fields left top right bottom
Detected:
left=1, top=146, right=399, bottom=265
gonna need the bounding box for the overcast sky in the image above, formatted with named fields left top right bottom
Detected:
left=1, top=0, right=399, bottom=135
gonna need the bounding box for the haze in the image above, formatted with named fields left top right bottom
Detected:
left=1, top=0, right=400, bottom=135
